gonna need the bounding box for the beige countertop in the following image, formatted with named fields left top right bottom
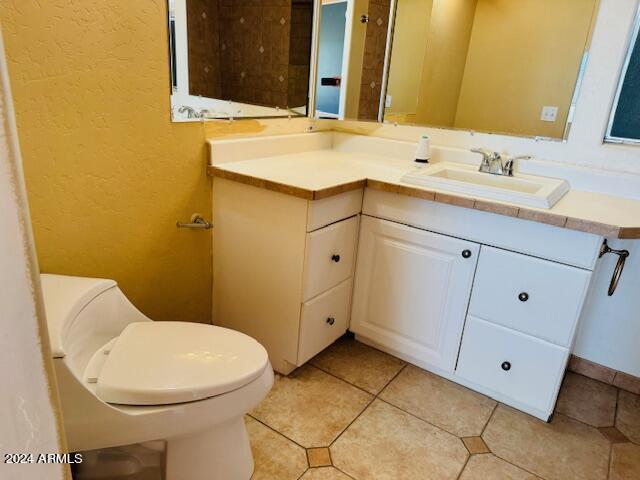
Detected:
left=208, top=149, right=640, bottom=239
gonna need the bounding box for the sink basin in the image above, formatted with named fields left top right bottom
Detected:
left=401, top=162, right=569, bottom=209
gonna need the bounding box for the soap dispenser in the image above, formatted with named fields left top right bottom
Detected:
left=415, top=134, right=431, bottom=163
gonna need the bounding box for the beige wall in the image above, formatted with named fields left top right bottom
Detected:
left=0, top=0, right=318, bottom=325
left=412, top=0, right=478, bottom=126
left=454, top=0, right=597, bottom=138
left=386, top=0, right=433, bottom=116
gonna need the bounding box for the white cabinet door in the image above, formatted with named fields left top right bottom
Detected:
left=351, top=216, right=479, bottom=373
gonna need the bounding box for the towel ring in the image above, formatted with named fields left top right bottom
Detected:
left=599, top=240, right=629, bottom=296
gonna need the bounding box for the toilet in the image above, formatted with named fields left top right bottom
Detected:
left=40, top=273, right=274, bottom=480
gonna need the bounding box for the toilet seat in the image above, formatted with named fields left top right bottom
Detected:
left=95, top=322, right=269, bottom=406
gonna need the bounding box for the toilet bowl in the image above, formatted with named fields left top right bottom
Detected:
left=40, top=273, right=274, bottom=480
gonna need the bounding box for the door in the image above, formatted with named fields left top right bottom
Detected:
left=350, top=216, right=479, bottom=372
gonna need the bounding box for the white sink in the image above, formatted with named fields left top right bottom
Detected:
left=401, top=162, right=569, bottom=209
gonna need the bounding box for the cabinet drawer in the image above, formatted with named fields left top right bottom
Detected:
left=297, top=279, right=351, bottom=365
left=469, top=246, right=591, bottom=346
left=303, top=216, right=359, bottom=300
left=456, top=316, right=567, bottom=415
left=307, top=189, right=363, bottom=232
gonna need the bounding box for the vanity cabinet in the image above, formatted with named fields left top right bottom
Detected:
left=212, top=178, right=363, bottom=374
left=350, top=216, right=479, bottom=372
left=352, top=188, right=601, bottom=420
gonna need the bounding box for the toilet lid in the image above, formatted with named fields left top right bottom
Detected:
left=96, top=322, right=269, bottom=406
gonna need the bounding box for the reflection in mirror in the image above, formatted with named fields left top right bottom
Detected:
left=384, top=0, right=598, bottom=139
left=314, top=0, right=393, bottom=121
left=168, top=0, right=314, bottom=121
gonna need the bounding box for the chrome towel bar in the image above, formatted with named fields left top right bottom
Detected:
left=177, top=214, right=213, bottom=230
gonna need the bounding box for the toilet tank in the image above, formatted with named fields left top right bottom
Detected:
left=40, top=274, right=150, bottom=376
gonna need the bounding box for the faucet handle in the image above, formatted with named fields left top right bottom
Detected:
left=503, top=155, right=533, bottom=176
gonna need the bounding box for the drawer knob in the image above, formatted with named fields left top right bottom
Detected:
left=501, top=361, right=512, bottom=371
left=331, top=254, right=341, bottom=263
left=518, top=292, right=529, bottom=302
left=326, top=317, right=335, bottom=326
left=462, top=249, right=472, bottom=259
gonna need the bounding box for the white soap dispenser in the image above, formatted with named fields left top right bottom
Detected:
left=415, top=134, right=431, bottom=163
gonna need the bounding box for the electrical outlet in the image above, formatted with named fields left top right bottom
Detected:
left=540, top=106, right=558, bottom=122
left=385, top=95, right=392, bottom=108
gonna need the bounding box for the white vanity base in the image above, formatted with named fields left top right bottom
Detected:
left=356, top=334, right=561, bottom=421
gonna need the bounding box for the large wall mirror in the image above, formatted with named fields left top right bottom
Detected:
left=314, top=0, right=599, bottom=140
left=168, top=0, right=315, bottom=121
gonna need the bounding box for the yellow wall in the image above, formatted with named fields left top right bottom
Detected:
left=0, top=0, right=318, bottom=324
left=454, top=0, right=597, bottom=138
left=386, top=0, right=433, bottom=116
left=413, top=0, right=477, bottom=126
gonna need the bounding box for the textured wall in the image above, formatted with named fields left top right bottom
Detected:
left=0, top=1, right=212, bottom=323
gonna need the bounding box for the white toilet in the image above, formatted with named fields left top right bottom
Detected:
left=40, top=273, right=274, bottom=480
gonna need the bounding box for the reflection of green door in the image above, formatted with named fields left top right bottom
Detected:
left=316, top=2, right=347, bottom=115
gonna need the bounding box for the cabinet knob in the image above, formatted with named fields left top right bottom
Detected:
left=501, top=361, right=512, bottom=371
left=462, top=249, right=472, bottom=259
left=518, top=292, right=529, bottom=302
left=326, top=317, right=335, bottom=326
left=331, top=254, right=341, bottom=263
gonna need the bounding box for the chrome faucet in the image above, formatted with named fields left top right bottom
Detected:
left=470, top=148, right=532, bottom=177
left=177, top=105, right=202, bottom=119
left=471, top=148, right=504, bottom=175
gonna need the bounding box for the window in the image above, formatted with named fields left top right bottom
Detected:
left=606, top=9, right=640, bottom=144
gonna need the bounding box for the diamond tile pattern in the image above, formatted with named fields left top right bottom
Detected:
left=246, top=337, right=640, bottom=480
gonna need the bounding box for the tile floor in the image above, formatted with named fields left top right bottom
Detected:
left=247, top=336, right=640, bottom=480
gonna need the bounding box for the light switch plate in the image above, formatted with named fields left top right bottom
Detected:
left=385, top=95, right=392, bottom=108
left=541, top=106, right=558, bottom=122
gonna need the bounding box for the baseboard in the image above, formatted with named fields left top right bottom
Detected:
left=568, top=355, right=640, bottom=395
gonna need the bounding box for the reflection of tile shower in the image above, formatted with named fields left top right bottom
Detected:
left=358, top=0, right=391, bottom=121
left=186, top=0, right=312, bottom=109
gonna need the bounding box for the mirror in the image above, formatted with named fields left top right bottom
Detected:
left=168, top=0, right=315, bottom=121
left=315, top=0, right=599, bottom=140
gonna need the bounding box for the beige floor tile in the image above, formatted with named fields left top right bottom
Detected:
left=609, top=443, right=640, bottom=480
left=555, top=372, right=617, bottom=427
left=251, top=365, right=373, bottom=448
left=299, top=467, right=353, bottom=480
left=458, top=454, right=539, bottom=480
left=616, top=390, right=640, bottom=444
left=379, top=365, right=496, bottom=437
left=245, top=417, right=308, bottom=480
left=599, top=426, right=630, bottom=444
left=461, top=436, right=490, bottom=454
left=331, top=399, right=468, bottom=480
left=310, top=337, right=405, bottom=394
left=483, top=406, right=610, bottom=480
left=307, top=447, right=332, bottom=468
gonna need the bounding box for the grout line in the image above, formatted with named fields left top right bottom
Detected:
left=333, top=464, right=358, bottom=480
left=489, top=452, right=547, bottom=480
left=480, top=402, right=498, bottom=436
left=308, top=363, right=379, bottom=396
left=454, top=455, right=471, bottom=480
left=606, top=440, right=613, bottom=480
left=295, top=467, right=310, bottom=480
left=327, top=395, right=376, bottom=448
left=247, top=413, right=309, bottom=451
left=613, top=387, right=620, bottom=425
left=374, top=396, right=467, bottom=440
